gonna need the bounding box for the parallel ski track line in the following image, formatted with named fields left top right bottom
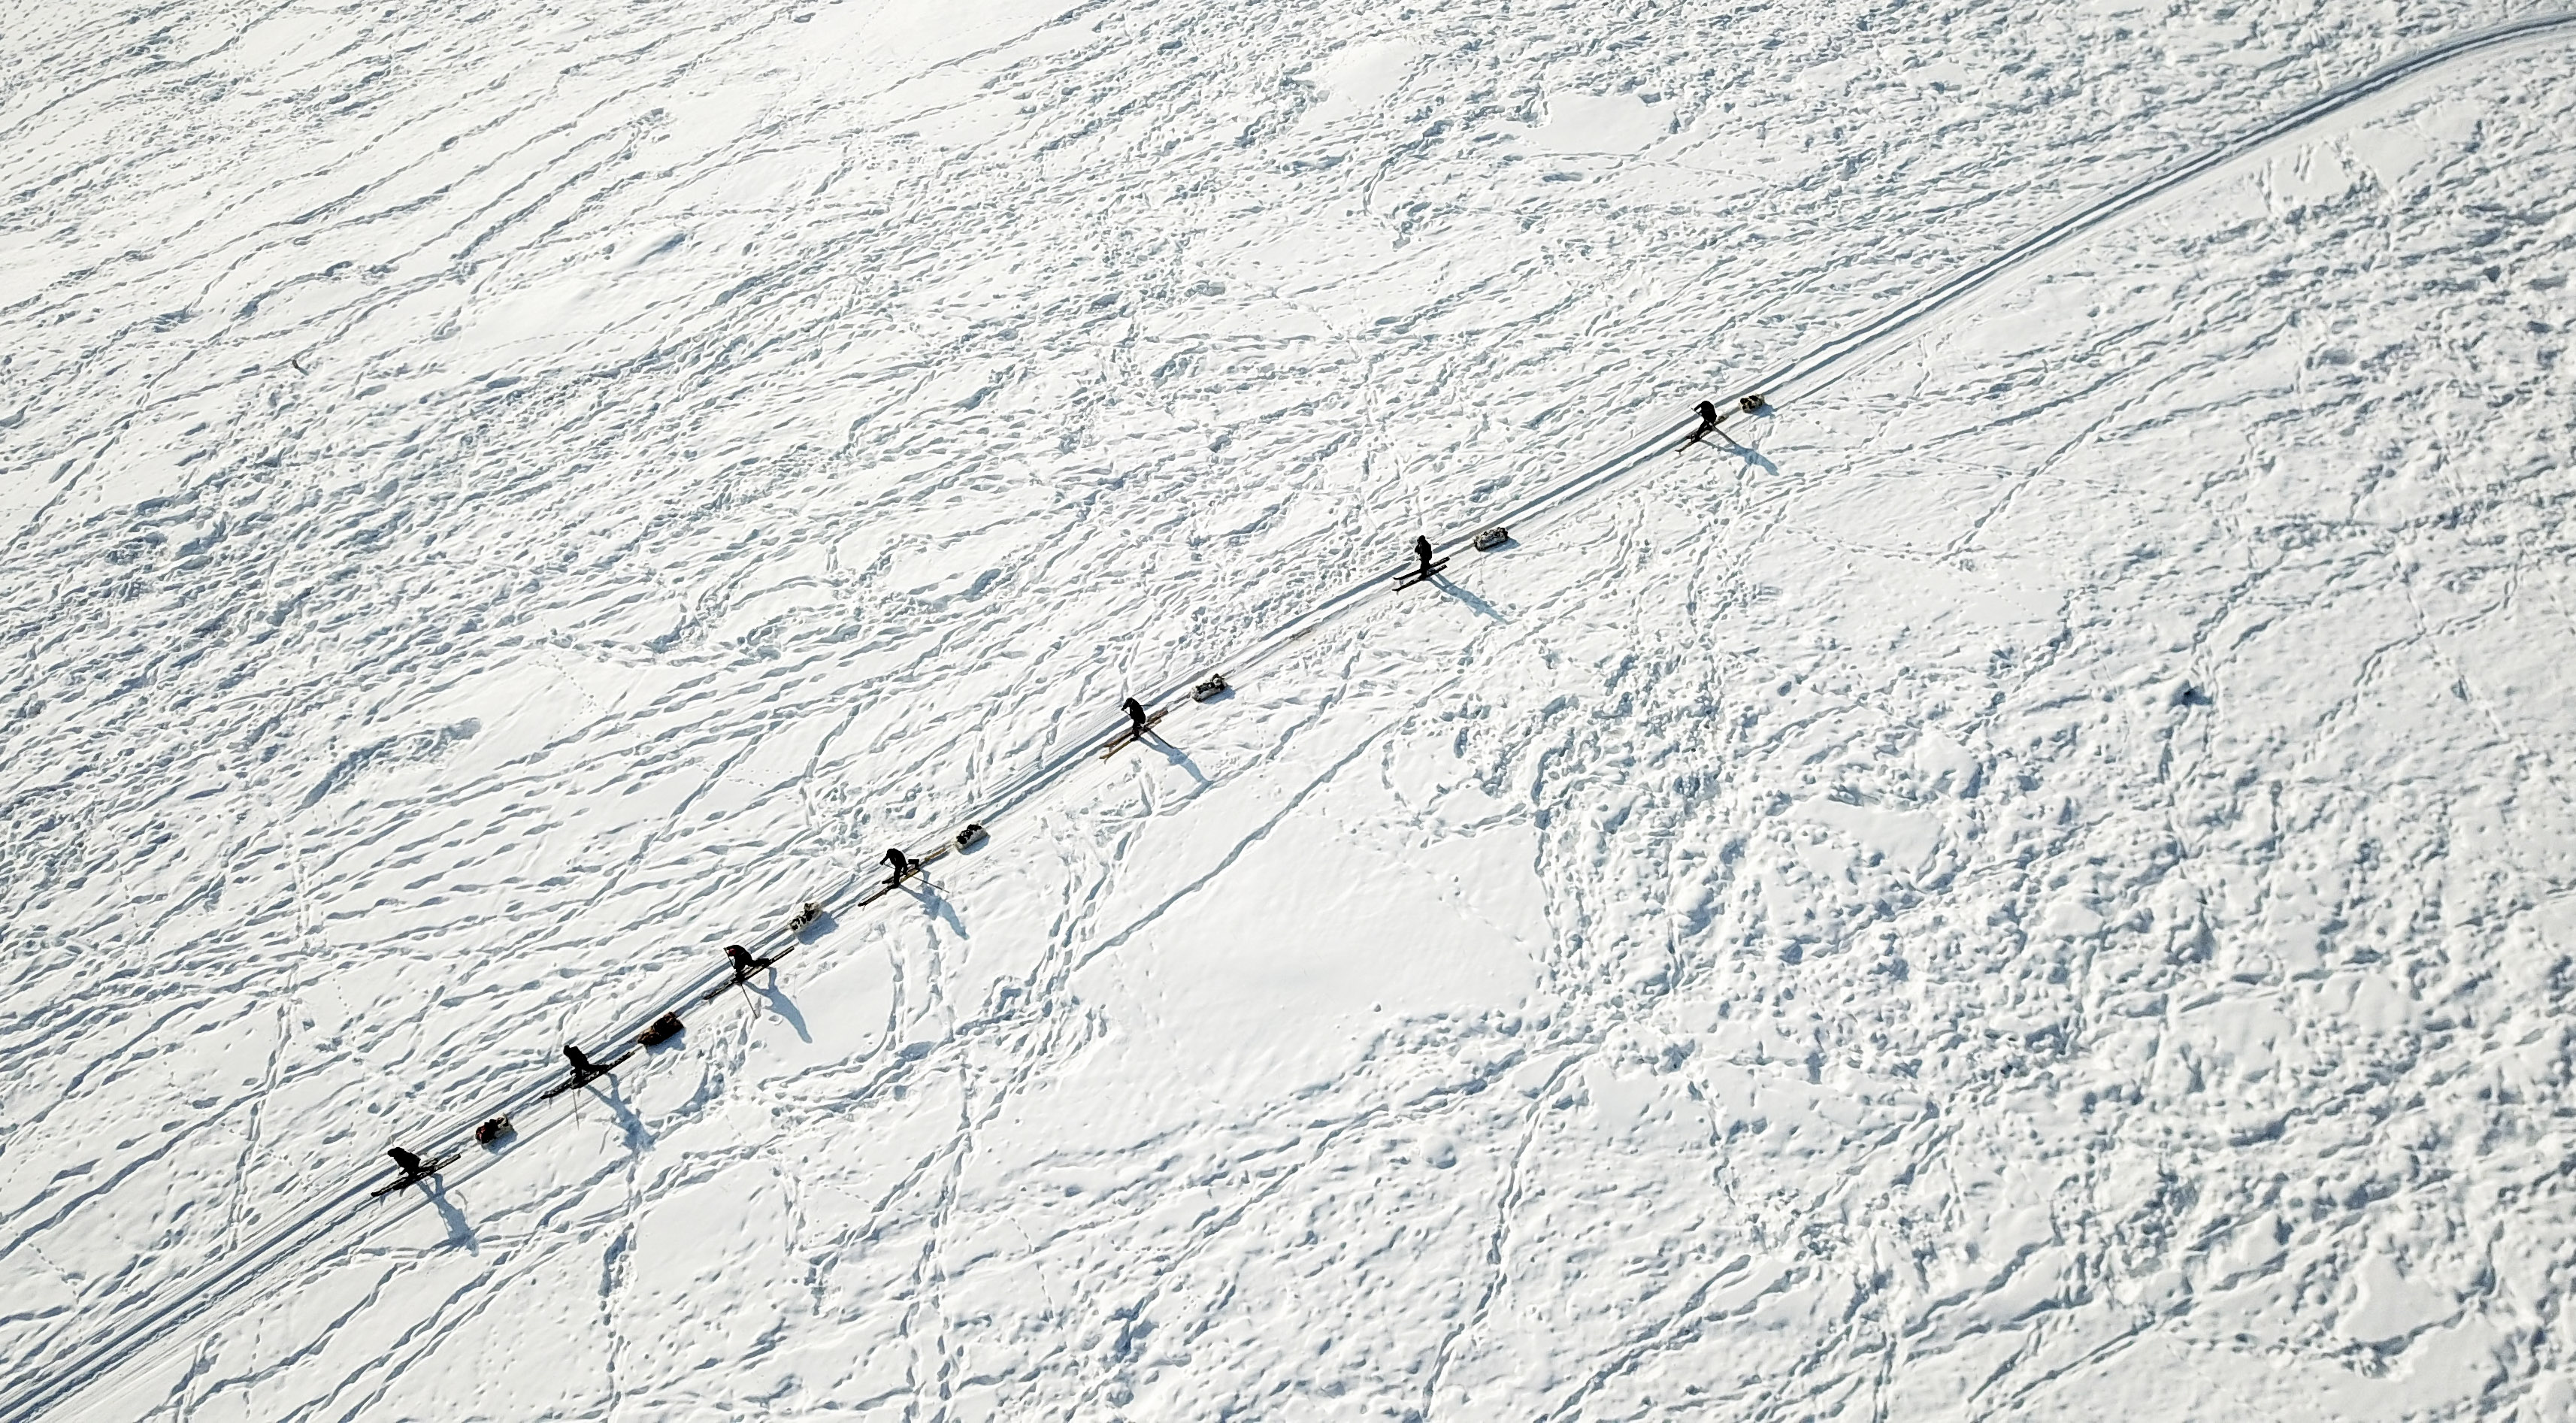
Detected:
left=2, top=852, right=962, bottom=1421
left=1735, top=11, right=2576, bottom=410
left=15, top=21, right=2576, bottom=1418
left=0, top=896, right=858, bottom=1423
left=952, top=0, right=2576, bottom=820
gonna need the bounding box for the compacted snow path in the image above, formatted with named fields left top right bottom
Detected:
left=5, top=0, right=2575, bottom=1418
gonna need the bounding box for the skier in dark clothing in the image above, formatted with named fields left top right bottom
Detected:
left=885, top=846, right=915, bottom=882
left=725, top=943, right=764, bottom=979
left=564, top=1043, right=602, bottom=1079
left=387, top=1146, right=428, bottom=1179
left=1124, top=696, right=1149, bottom=735
left=1690, top=399, right=1718, bottom=443
left=1413, top=535, right=1435, bottom=579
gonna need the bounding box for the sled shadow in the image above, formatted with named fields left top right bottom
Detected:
left=1433, top=576, right=1505, bottom=622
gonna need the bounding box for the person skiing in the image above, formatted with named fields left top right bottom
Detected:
left=725, top=943, right=764, bottom=979
left=885, top=846, right=915, bottom=882
left=564, top=1043, right=602, bottom=1079
left=1124, top=696, right=1149, bottom=735
left=1690, top=399, right=1718, bottom=443
left=1413, top=535, right=1435, bottom=579
left=387, top=1146, right=428, bottom=1179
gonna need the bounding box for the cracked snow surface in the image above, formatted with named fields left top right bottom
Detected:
left=4, top=0, right=2575, bottom=1418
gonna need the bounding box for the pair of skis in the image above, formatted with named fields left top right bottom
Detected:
left=1392, top=559, right=1448, bottom=590
left=855, top=845, right=950, bottom=904
left=1098, top=707, right=1170, bottom=760
left=701, top=957, right=774, bottom=1003
left=369, top=1148, right=464, bottom=1197
left=694, top=848, right=948, bottom=1006
left=537, top=1046, right=639, bottom=1102
left=387, top=839, right=977, bottom=1200
left=379, top=1035, right=637, bottom=1196
left=1686, top=392, right=1766, bottom=445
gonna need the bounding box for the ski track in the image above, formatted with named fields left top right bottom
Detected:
left=4, top=0, right=2576, bottom=1418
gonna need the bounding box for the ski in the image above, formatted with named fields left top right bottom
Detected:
left=692, top=834, right=980, bottom=1013
left=1393, top=559, right=1449, bottom=589
left=849, top=843, right=955, bottom=908
left=1685, top=393, right=1763, bottom=446
left=901, top=843, right=952, bottom=881
left=370, top=1148, right=465, bottom=1198
left=1097, top=708, right=1172, bottom=760
left=538, top=1047, right=639, bottom=1101
left=880, top=843, right=952, bottom=889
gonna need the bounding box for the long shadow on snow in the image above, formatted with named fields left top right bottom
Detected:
left=570, top=1070, right=655, bottom=1155
left=901, top=877, right=970, bottom=938
left=0, top=883, right=879, bottom=1423
left=421, top=1177, right=476, bottom=1252
left=38, top=19, right=2576, bottom=1417
left=757, top=978, right=813, bottom=1045
left=1146, top=734, right=1214, bottom=789
left=1431, top=575, right=1506, bottom=622
left=702, top=969, right=813, bottom=1044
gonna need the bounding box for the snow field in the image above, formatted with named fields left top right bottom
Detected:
left=3, top=0, right=2575, bottom=1417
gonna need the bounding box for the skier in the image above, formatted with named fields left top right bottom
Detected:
left=387, top=1146, right=428, bottom=1179
left=885, top=846, right=915, bottom=882
left=725, top=943, right=764, bottom=979
left=1690, top=399, right=1718, bottom=443
left=564, top=1043, right=602, bottom=1080
left=1124, top=696, right=1149, bottom=736
left=1413, top=535, right=1435, bottom=580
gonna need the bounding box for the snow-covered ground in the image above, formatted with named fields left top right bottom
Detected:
left=5, top=0, right=2575, bottom=1417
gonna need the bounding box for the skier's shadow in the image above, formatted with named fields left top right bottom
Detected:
left=1432, top=575, right=1505, bottom=622
left=422, top=1178, right=477, bottom=1251
left=1147, top=734, right=1212, bottom=789
left=754, top=976, right=812, bottom=1043
left=582, top=1076, right=655, bottom=1154
left=903, top=876, right=969, bottom=937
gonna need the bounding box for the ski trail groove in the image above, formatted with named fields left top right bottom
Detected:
left=1738, top=12, right=2576, bottom=411
left=12, top=21, right=2571, bottom=1418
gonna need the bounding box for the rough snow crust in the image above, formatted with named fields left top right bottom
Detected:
left=5, top=1, right=2575, bottom=1418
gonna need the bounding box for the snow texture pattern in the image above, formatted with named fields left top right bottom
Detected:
left=5, top=0, right=2576, bottom=1418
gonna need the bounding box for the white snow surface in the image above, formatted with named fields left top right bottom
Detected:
left=5, top=0, right=2576, bottom=1418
